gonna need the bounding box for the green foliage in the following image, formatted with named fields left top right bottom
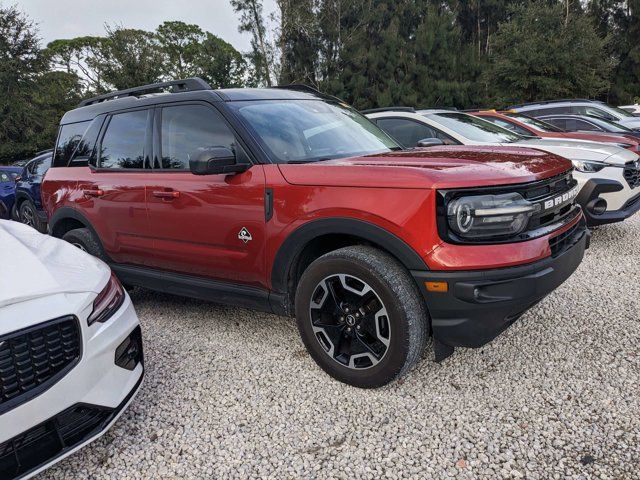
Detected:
left=484, top=1, right=614, bottom=105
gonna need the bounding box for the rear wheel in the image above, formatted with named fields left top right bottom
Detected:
left=19, top=200, right=47, bottom=233
left=62, top=228, right=105, bottom=260
left=295, top=246, right=429, bottom=388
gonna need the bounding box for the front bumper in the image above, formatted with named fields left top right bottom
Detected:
left=576, top=176, right=640, bottom=226
left=412, top=220, right=589, bottom=350
left=0, top=295, right=144, bottom=479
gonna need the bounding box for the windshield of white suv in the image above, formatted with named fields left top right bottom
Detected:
left=427, top=112, right=523, bottom=143
left=601, top=104, right=635, bottom=118
left=229, top=100, right=400, bottom=163
left=505, top=113, right=564, bottom=132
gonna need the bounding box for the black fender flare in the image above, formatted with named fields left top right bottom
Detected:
left=270, top=217, right=428, bottom=294
left=49, top=207, right=111, bottom=260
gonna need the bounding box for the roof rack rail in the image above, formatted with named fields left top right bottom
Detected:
left=78, top=77, right=212, bottom=107
left=508, top=98, right=602, bottom=109
left=360, top=107, right=416, bottom=114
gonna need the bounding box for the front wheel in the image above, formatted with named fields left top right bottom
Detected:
left=295, top=246, right=429, bottom=388
left=19, top=200, right=47, bottom=233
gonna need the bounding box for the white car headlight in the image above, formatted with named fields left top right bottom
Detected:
left=572, top=160, right=608, bottom=173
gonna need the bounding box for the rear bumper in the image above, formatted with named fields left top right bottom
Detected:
left=412, top=220, right=589, bottom=349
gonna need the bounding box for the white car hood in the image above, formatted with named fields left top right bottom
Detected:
left=618, top=118, right=640, bottom=129
left=513, top=138, right=639, bottom=166
left=0, top=220, right=110, bottom=308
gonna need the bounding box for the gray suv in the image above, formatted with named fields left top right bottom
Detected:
left=509, top=100, right=640, bottom=130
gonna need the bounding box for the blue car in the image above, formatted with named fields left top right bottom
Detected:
left=0, top=166, right=22, bottom=219
left=12, top=150, right=52, bottom=232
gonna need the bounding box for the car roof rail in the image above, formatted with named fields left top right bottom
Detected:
left=360, top=107, right=416, bottom=114
left=78, top=77, right=212, bottom=107
left=509, top=98, right=603, bottom=109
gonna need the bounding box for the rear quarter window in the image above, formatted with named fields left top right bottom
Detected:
left=54, top=121, right=92, bottom=167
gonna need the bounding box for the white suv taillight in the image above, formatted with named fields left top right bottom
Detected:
left=88, top=273, right=125, bottom=326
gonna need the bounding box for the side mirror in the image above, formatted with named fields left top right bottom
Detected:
left=189, top=147, right=250, bottom=176
left=416, top=138, right=445, bottom=148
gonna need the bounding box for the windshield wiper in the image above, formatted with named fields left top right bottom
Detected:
left=286, top=158, right=334, bottom=164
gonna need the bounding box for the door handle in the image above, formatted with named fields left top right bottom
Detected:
left=152, top=190, right=180, bottom=199
left=83, top=188, right=104, bottom=197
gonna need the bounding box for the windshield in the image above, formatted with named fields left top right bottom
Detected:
left=229, top=100, right=400, bottom=163
left=505, top=113, right=564, bottom=132
left=601, top=104, right=635, bottom=118
left=587, top=116, right=634, bottom=132
left=427, top=112, right=523, bottom=143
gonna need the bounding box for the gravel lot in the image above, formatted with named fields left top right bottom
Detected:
left=42, top=216, right=639, bottom=480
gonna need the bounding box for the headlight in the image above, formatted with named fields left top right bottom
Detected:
left=88, top=272, right=125, bottom=325
left=572, top=160, right=607, bottom=173
left=446, top=193, right=539, bottom=239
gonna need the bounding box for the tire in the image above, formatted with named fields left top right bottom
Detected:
left=19, top=200, right=47, bottom=233
left=295, top=245, right=429, bottom=388
left=62, top=227, right=106, bottom=261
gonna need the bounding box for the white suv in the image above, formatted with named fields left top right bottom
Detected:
left=366, top=108, right=640, bottom=226
left=0, top=220, right=143, bottom=479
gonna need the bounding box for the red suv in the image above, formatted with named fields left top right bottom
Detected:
left=42, top=79, right=589, bottom=388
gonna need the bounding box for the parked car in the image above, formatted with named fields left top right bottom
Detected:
left=538, top=114, right=640, bottom=138
left=508, top=99, right=640, bottom=130
left=43, top=78, right=589, bottom=388
left=0, top=166, right=22, bottom=219
left=471, top=110, right=640, bottom=152
left=367, top=108, right=640, bottom=226
left=619, top=104, right=640, bottom=115
left=13, top=150, right=52, bottom=232
left=0, top=220, right=143, bottom=480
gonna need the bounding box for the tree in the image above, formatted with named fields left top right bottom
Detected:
left=156, top=21, right=206, bottom=79
left=196, top=33, right=248, bottom=88
left=484, top=1, right=613, bottom=105
left=46, top=36, right=107, bottom=93
left=278, top=0, right=319, bottom=85
left=97, top=26, right=165, bottom=90
left=231, top=0, right=275, bottom=86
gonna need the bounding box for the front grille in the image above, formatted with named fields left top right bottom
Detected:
left=549, top=220, right=583, bottom=257
left=623, top=163, right=640, bottom=189
left=0, top=404, right=111, bottom=479
left=518, top=172, right=578, bottom=230
left=0, top=316, right=81, bottom=415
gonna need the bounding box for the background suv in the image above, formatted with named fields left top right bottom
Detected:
left=538, top=114, right=640, bottom=138
left=471, top=110, right=640, bottom=151
left=42, top=79, right=588, bottom=388
left=508, top=99, right=640, bottom=130
left=13, top=150, right=53, bottom=232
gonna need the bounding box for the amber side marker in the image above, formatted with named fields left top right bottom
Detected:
left=425, top=281, right=448, bottom=293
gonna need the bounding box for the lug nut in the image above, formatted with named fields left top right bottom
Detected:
left=339, top=316, right=345, bottom=323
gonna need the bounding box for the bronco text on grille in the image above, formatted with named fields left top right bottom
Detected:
left=0, top=316, right=81, bottom=414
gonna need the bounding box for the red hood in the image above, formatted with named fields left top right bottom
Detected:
left=278, top=146, right=572, bottom=189
left=541, top=130, right=640, bottom=147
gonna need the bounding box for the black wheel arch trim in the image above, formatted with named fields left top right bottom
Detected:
left=270, top=217, right=429, bottom=294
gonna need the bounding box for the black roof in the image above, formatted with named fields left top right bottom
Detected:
left=63, top=78, right=339, bottom=124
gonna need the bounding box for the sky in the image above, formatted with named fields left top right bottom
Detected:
left=16, top=0, right=277, bottom=51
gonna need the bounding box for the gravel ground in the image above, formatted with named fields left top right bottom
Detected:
left=42, top=216, right=639, bottom=480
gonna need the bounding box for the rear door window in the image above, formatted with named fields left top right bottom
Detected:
left=159, top=105, right=237, bottom=170
left=543, top=118, right=567, bottom=130
left=99, top=110, right=149, bottom=169
left=572, top=119, right=601, bottom=131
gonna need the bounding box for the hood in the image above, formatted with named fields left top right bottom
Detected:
left=618, top=118, right=640, bottom=129
left=278, top=146, right=572, bottom=190
left=514, top=138, right=639, bottom=165
left=0, top=220, right=110, bottom=308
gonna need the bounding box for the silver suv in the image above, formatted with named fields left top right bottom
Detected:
left=509, top=100, right=640, bottom=130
